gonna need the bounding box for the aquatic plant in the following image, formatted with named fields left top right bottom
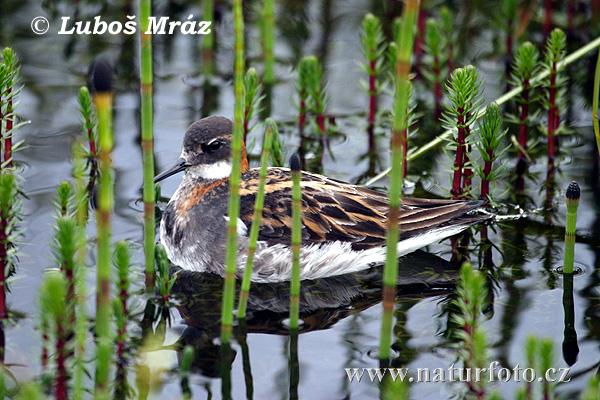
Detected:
left=521, top=336, right=556, bottom=399
left=113, top=241, right=132, bottom=399
left=476, top=102, right=508, bottom=203
left=442, top=66, right=483, bottom=199
left=305, top=55, right=329, bottom=166
left=297, top=57, right=311, bottom=137
left=55, top=181, right=72, bottom=219
left=563, top=181, right=579, bottom=274
left=501, top=0, right=518, bottom=78
left=260, top=0, right=275, bottom=85
left=360, top=13, right=386, bottom=155
left=422, top=17, right=447, bottom=118
left=0, top=172, right=21, bottom=322
left=289, top=153, right=302, bottom=330
left=70, top=143, right=90, bottom=400
left=453, top=263, right=489, bottom=398
left=385, top=40, right=418, bottom=179
left=238, top=120, right=274, bottom=319
left=365, top=35, right=600, bottom=187
left=39, top=272, right=69, bottom=400
left=439, top=7, right=455, bottom=74
left=91, top=57, right=114, bottom=400
left=507, top=42, right=541, bottom=192
left=77, top=87, right=98, bottom=196
left=51, top=215, right=78, bottom=328
left=543, top=29, right=567, bottom=212
left=581, top=375, right=600, bottom=400
left=221, top=0, right=245, bottom=345
left=140, top=0, right=156, bottom=288
left=0, top=48, right=22, bottom=169
left=379, top=0, right=419, bottom=362
left=270, top=120, right=284, bottom=167
left=155, top=244, right=175, bottom=316
left=243, top=68, right=264, bottom=143
left=544, top=29, right=566, bottom=164
left=0, top=50, right=24, bottom=332
left=180, top=346, right=195, bottom=400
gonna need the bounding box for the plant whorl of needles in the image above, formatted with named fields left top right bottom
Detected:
left=453, top=263, right=489, bottom=398
left=441, top=65, right=483, bottom=199
left=476, top=102, right=509, bottom=204
left=243, top=67, right=265, bottom=143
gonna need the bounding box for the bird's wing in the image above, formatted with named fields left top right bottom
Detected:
left=238, top=168, right=483, bottom=250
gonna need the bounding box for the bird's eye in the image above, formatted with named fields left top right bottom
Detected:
left=204, top=140, right=222, bottom=152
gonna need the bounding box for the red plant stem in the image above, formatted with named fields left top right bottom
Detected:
left=546, top=158, right=556, bottom=214
left=299, top=89, right=306, bottom=133
left=481, top=153, right=493, bottom=202
left=116, top=285, right=129, bottom=398
left=548, top=62, right=557, bottom=163
left=163, top=282, right=169, bottom=306
left=64, top=266, right=76, bottom=327
left=120, top=285, right=129, bottom=317
left=55, top=325, right=68, bottom=400
left=0, top=215, right=7, bottom=321
left=544, top=0, right=553, bottom=37
left=86, top=120, right=98, bottom=196
left=0, top=94, right=3, bottom=171
left=316, top=110, right=326, bottom=165
left=243, top=106, right=250, bottom=145
left=402, top=126, right=408, bottom=179
left=451, top=112, right=466, bottom=199
left=480, top=225, right=493, bottom=270
left=116, top=323, right=127, bottom=379
left=42, top=332, right=49, bottom=371
left=505, top=21, right=514, bottom=85
left=88, top=124, right=97, bottom=159
left=5, top=90, right=12, bottom=168
left=434, top=57, right=441, bottom=119
left=414, top=7, right=426, bottom=59
left=518, top=80, right=531, bottom=158
left=368, top=60, right=377, bottom=155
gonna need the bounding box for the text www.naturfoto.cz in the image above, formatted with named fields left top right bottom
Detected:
left=345, top=362, right=571, bottom=383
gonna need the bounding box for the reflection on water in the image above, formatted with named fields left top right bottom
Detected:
left=1, top=0, right=600, bottom=398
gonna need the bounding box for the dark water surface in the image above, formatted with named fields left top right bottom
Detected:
left=1, top=0, right=600, bottom=399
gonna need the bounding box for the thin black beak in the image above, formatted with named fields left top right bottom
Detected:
left=154, top=158, right=189, bottom=183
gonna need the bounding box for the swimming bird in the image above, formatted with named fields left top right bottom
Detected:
left=155, top=116, right=489, bottom=283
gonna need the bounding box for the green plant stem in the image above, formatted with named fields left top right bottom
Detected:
left=365, top=34, right=600, bottom=187
left=379, top=0, right=419, bottom=361
left=262, top=0, right=275, bottom=84
left=593, top=48, right=600, bottom=156
left=563, top=182, right=580, bottom=274
left=71, top=143, right=88, bottom=400
left=221, top=0, right=245, bottom=345
left=237, top=122, right=273, bottom=319
left=93, top=79, right=113, bottom=400
left=289, top=154, right=302, bottom=330
left=140, top=0, right=156, bottom=288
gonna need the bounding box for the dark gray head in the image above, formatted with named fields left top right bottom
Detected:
left=155, top=116, right=237, bottom=183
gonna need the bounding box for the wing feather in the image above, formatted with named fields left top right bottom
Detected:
left=238, top=168, right=483, bottom=249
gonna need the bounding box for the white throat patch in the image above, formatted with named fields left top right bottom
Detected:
left=188, top=160, right=232, bottom=180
